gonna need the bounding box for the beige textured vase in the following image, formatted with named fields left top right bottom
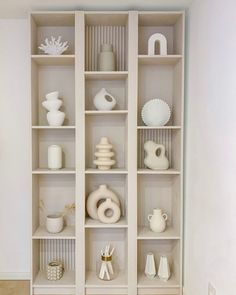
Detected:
left=98, top=44, right=115, bottom=71
left=144, top=141, right=169, bottom=170
left=93, top=137, right=116, bottom=170
left=148, top=208, right=168, bottom=233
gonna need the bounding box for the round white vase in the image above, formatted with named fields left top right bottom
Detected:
left=93, top=88, right=117, bottom=111
left=97, top=198, right=121, bottom=224
left=98, top=44, right=115, bottom=71
left=46, top=214, right=63, bottom=233
left=48, top=145, right=62, bottom=170
left=148, top=208, right=168, bottom=233
left=47, top=110, right=65, bottom=126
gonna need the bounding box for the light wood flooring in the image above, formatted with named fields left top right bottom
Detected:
left=0, top=281, right=30, bottom=295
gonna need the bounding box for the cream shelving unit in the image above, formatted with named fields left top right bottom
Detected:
left=30, top=10, right=185, bottom=295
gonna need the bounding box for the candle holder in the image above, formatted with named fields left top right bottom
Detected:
left=96, top=245, right=117, bottom=281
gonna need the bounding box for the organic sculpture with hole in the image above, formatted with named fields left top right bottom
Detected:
left=148, top=33, right=167, bottom=56
left=144, top=141, right=169, bottom=170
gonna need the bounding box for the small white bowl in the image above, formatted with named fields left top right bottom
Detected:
left=46, top=91, right=59, bottom=100
left=42, top=99, right=62, bottom=112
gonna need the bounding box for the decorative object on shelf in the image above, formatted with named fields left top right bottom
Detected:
left=145, top=252, right=156, bottom=279
left=38, top=36, right=69, bottom=55
left=48, top=144, right=62, bottom=170
left=98, top=44, right=115, bottom=71
left=158, top=255, right=171, bottom=281
left=144, top=141, right=169, bottom=170
left=86, top=184, right=120, bottom=220
left=148, top=33, right=167, bottom=55
left=47, top=261, right=64, bottom=281
left=97, top=244, right=116, bottom=281
left=97, top=198, right=121, bottom=224
left=46, top=214, right=63, bottom=234
left=93, top=88, right=117, bottom=110
left=141, top=99, right=171, bottom=126
left=93, top=137, right=116, bottom=170
left=42, top=91, right=65, bottom=126
left=148, top=208, right=168, bottom=233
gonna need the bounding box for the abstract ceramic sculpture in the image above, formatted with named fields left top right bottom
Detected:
left=42, top=91, right=65, bottom=126
left=46, top=214, right=64, bottom=234
left=158, top=255, right=171, bottom=281
left=145, top=252, right=156, bottom=279
left=144, top=141, right=169, bottom=170
left=98, top=44, right=115, bottom=71
left=148, top=208, right=168, bottom=233
left=39, top=36, right=69, bottom=55
left=86, top=184, right=120, bottom=220
left=97, top=198, right=121, bottom=224
left=93, top=88, right=117, bottom=111
left=48, top=145, right=62, bottom=170
left=141, top=99, right=171, bottom=126
left=148, top=33, right=167, bottom=55
left=47, top=261, right=64, bottom=281
left=93, top=137, right=116, bottom=170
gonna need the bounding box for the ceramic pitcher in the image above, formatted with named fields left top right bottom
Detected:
left=148, top=208, right=168, bottom=233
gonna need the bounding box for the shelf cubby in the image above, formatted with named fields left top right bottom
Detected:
left=85, top=77, right=128, bottom=111
left=85, top=12, right=128, bottom=71
left=85, top=174, right=128, bottom=227
left=32, top=129, right=75, bottom=171
left=32, top=239, right=76, bottom=294
left=85, top=114, right=127, bottom=170
left=30, top=12, right=75, bottom=55
left=137, top=174, right=181, bottom=240
left=138, top=12, right=184, bottom=55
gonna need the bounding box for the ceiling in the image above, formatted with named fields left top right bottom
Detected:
left=0, top=0, right=192, bottom=18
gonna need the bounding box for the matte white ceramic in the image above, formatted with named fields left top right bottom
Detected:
left=39, top=36, right=69, bottom=55
left=148, top=208, right=168, bottom=233
left=42, top=99, right=63, bottom=112
left=158, top=255, right=171, bottom=281
left=47, top=110, right=65, bottom=126
left=46, top=91, right=59, bottom=100
left=144, top=141, right=169, bottom=170
left=141, top=99, right=171, bottom=126
left=148, top=33, right=167, bottom=55
left=48, top=145, right=62, bottom=170
left=93, top=137, right=116, bottom=170
left=93, top=88, right=117, bottom=110
left=46, top=214, right=63, bottom=234
left=145, top=252, right=156, bottom=279
left=97, top=198, right=121, bottom=224
left=98, top=44, right=115, bottom=71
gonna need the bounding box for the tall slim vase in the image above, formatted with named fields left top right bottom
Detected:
left=158, top=255, right=171, bottom=281
left=144, top=252, right=156, bottom=279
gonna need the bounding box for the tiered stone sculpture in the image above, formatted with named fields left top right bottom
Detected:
left=93, top=137, right=116, bottom=170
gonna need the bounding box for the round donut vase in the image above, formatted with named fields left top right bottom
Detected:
left=97, top=198, right=121, bottom=224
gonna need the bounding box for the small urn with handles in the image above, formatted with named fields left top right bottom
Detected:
left=148, top=208, right=168, bottom=233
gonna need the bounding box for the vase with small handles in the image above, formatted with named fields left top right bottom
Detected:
left=148, top=208, right=168, bottom=233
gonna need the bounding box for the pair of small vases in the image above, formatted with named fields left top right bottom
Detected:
left=145, top=253, right=170, bottom=281
left=42, top=91, right=65, bottom=126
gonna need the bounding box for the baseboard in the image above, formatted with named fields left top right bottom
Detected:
left=0, top=272, right=30, bottom=280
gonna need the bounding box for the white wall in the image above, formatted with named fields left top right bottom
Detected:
left=0, top=19, right=30, bottom=278
left=184, top=0, right=236, bottom=294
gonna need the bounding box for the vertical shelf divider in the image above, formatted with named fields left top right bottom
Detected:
left=128, top=11, right=138, bottom=295
left=76, top=11, right=86, bottom=295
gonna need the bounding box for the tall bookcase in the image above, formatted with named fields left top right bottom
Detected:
left=30, top=10, right=185, bottom=295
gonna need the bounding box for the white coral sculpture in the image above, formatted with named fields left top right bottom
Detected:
left=38, top=36, right=69, bottom=55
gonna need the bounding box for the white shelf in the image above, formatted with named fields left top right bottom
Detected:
left=137, top=272, right=180, bottom=288
left=33, top=270, right=76, bottom=287
left=32, top=168, right=76, bottom=175
left=138, top=55, right=182, bottom=65
left=137, top=126, right=181, bottom=130
left=85, top=110, right=128, bottom=115
left=85, top=217, right=128, bottom=228
left=32, top=126, right=75, bottom=129
left=85, top=71, right=128, bottom=80
left=31, top=55, right=75, bottom=66
left=85, top=168, right=128, bottom=174
left=137, top=169, right=180, bottom=175
left=85, top=270, right=127, bottom=287
left=33, top=226, right=76, bottom=239
left=137, top=227, right=180, bottom=240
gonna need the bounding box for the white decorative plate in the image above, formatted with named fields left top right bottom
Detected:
left=141, top=99, right=171, bottom=126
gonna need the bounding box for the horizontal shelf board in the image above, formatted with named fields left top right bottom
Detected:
left=85, top=270, right=127, bottom=287
left=85, top=110, right=128, bottom=115
left=85, top=169, right=128, bottom=174
left=85, top=71, right=128, bottom=80
left=32, top=126, right=75, bottom=129
left=33, top=226, right=75, bottom=239
left=85, top=217, right=127, bottom=228
left=137, top=126, right=181, bottom=130
left=33, top=270, right=75, bottom=288
left=138, top=273, right=180, bottom=288
left=32, top=168, right=76, bottom=175
left=138, top=55, right=182, bottom=65
left=138, top=169, right=180, bottom=175
left=137, top=227, right=180, bottom=240
left=31, top=55, right=75, bottom=66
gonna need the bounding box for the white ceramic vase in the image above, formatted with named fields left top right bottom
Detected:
left=97, top=198, right=121, bottom=224
left=46, top=214, right=63, bottom=233
left=48, top=145, right=62, bottom=170
left=45, top=91, right=59, bottom=100
left=42, top=99, right=62, bottom=112
left=148, top=208, right=168, bottom=233
left=47, top=110, right=65, bottom=126
left=93, top=88, right=116, bottom=110
left=145, top=252, right=156, bottom=279
left=144, top=141, right=169, bottom=170
left=86, top=184, right=120, bottom=220
left=158, top=255, right=171, bottom=281
left=98, top=44, right=115, bottom=71
left=93, top=137, right=116, bottom=170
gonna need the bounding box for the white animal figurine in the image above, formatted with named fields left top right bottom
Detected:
left=144, top=141, right=169, bottom=170
left=148, top=33, right=167, bottom=56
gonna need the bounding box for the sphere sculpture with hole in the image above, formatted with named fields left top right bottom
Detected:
left=86, top=184, right=121, bottom=224
left=144, top=141, right=169, bottom=170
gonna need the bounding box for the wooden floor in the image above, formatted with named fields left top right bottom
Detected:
left=0, top=281, right=30, bottom=295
